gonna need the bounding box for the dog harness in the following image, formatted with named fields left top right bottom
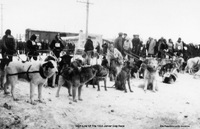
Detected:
left=26, top=65, right=32, bottom=81
left=7, top=65, right=47, bottom=81
left=39, top=66, right=47, bottom=79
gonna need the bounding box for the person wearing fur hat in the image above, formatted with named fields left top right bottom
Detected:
left=26, top=34, right=39, bottom=61
left=50, top=33, right=65, bottom=58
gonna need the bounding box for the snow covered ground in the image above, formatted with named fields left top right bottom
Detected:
left=0, top=55, right=200, bottom=129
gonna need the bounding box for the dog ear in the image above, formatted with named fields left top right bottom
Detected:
left=141, top=63, right=147, bottom=69
left=42, top=61, right=54, bottom=70
left=45, top=56, right=57, bottom=62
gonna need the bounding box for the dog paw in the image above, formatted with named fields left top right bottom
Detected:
left=73, top=99, right=78, bottom=102
left=56, top=95, right=59, bottom=97
left=124, top=91, right=127, bottom=93
left=13, top=98, right=19, bottom=101
left=38, top=100, right=46, bottom=104
left=78, top=98, right=83, bottom=101
left=31, top=101, right=37, bottom=105
left=130, top=90, right=133, bottom=93
left=97, top=89, right=100, bottom=91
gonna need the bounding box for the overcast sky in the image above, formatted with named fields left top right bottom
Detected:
left=1, top=0, right=200, bottom=43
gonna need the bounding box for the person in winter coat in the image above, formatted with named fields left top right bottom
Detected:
left=95, top=42, right=101, bottom=54
left=123, top=37, right=132, bottom=52
left=106, top=43, right=123, bottom=67
left=154, top=39, right=159, bottom=56
left=68, top=42, right=75, bottom=54
left=50, top=33, right=65, bottom=58
left=146, top=37, right=156, bottom=57
left=102, top=41, right=108, bottom=55
left=121, top=33, right=127, bottom=57
left=157, top=37, right=168, bottom=58
left=174, top=37, right=183, bottom=57
left=84, top=36, right=94, bottom=65
left=140, top=43, right=147, bottom=58
left=123, top=37, right=132, bottom=59
left=26, top=34, right=39, bottom=61
left=114, top=32, right=124, bottom=57
left=1, top=29, right=16, bottom=68
left=167, top=39, right=174, bottom=58
left=132, top=35, right=142, bottom=56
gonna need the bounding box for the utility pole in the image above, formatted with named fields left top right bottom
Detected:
left=77, top=0, right=93, bottom=41
left=1, top=4, right=3, bottom=38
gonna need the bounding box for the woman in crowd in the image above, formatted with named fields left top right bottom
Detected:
left=174, top=37, right=183, bottom=57
left=1, top=29, right=16, bottom=63
left=26, top=34, right=39, bottom=61
left=123, top=37, right=132, bottom=59
left=106, top=43, right=123, bottom=66
left=84, top=36, right=94, bottom=65
left=167, top=39, right=174, bottom=58
left=50, top=33, right=65, bottom=58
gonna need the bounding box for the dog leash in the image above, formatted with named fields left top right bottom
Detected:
left=124, top=51, right=140, bottom=60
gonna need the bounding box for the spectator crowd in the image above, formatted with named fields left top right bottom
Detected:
left=1, top=29, right=200, bottom=67
left=102, top=32, right=200, bottom=62
left=0, top=29, right=76, bottom=68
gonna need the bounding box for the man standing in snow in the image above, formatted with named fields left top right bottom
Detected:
left=114, top=32, right=123, bottom=57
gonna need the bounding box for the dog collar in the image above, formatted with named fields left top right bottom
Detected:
left=147, top=66, right=156, bottom=72
left=39, top=66, right=47, bottom=79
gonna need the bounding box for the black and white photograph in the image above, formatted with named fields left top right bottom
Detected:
left=0, top=0, right=200, bottom=128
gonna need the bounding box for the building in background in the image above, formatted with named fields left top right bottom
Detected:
left=25, top=29, right=79, bottom=46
